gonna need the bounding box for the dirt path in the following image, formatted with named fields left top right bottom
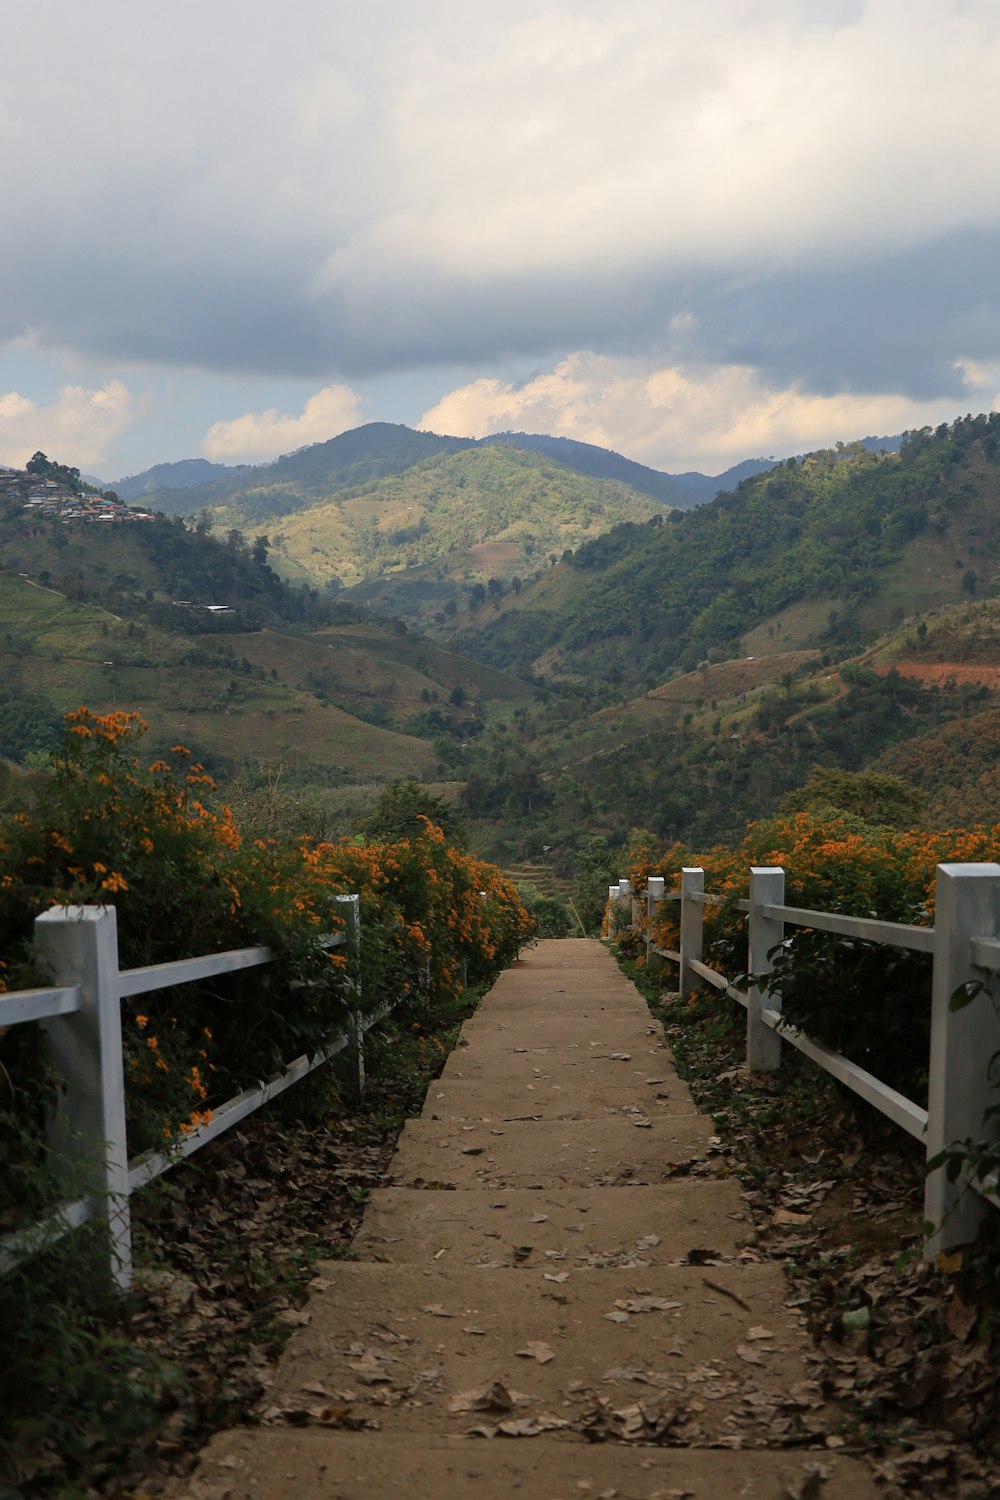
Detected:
left=187, top=940, right=879, bottom=1499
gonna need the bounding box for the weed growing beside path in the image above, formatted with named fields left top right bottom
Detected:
left=623, top=961, right=1000, bottom=1499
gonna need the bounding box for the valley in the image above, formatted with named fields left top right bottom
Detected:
left=3, top=415, right=1000, bottom=890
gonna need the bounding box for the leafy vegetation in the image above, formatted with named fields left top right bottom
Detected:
left=624, top=807, right=1000, bottom=1099
left=875, top=708, right=1000, bottom=828
left=0, top=709, right=533, bottom=1173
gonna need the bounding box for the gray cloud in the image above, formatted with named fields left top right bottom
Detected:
left=3, top=0, right=1000, bottom=470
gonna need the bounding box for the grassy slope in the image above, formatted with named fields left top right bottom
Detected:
left=0, top=576, right=441, bottom=780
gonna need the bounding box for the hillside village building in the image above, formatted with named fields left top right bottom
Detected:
left=1, top=465, right=154, bottom=523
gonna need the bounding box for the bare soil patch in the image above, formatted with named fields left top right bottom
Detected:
left=873, top=661, right=1000, bottom=690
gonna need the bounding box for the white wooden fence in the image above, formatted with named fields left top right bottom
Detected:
left=0, top=896, right=380, bottom=1291
left=608, top=862, right=1000, bottom=1258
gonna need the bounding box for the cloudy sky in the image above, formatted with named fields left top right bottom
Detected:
left=2, top=0, right=1000, bottom=480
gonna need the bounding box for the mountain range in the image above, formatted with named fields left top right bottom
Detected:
left=3, top=414, right=997, bottom=872
left=108, top=423, right=783, bottom=515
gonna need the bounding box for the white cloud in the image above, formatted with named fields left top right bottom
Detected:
left=202, top=385, right=363, bottom=463
left=419, top=353, right=976, bottom=473
left=317, top=0, right=1000, bottom=288
left=0, top=380, right=134, bottom=469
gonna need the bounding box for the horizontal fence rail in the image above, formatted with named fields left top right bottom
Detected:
left=607, top=862, right=1000, bottom=1259
left=0, top=896, right=375, bottom=1291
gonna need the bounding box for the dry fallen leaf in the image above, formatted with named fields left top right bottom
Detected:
left=736, top=1344, right=765, bottom=1365
left=614, top=1297, right=683, bottom=1314
left=945, top=1295, right=977, bottom=1341
left=497, top=1417, right=542, bottom=1437
left=449, top=1379, right=516, bottom=1414
left=780, top=1464, right=830, bottom=1500
left=347, top=1352, right=392, bottom=1384
left=516, top=1340, right=555, bottom=1364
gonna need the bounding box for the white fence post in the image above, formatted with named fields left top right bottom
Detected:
left=608, top=880, right=631, bottom=944
left=924, top=862, right=1000, bottom=1258
left=646, top=877, right=665, bottom=977
left=618, top=880, right=631, bottom=941
left=748, top=867, right=784, bottom=1072
left=337, top=893, right=367, bottom=1094
left=34, top=905, right=132, bottom=1290
left=678, top=868, right=704, bottom=996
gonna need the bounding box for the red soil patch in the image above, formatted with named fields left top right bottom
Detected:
left=874, top=661, right=1000, bottom=689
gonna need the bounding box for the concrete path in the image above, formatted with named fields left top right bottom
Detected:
left=189, top=939, right=879, bottom=1499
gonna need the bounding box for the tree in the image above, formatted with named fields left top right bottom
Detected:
left=780, top=767, right=925, bottom=829
left=362, top=780, right=469, bottom=848
left=574, top=835, right=620, bottom=932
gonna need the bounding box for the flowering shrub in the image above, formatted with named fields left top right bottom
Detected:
left=621, top=810, right=1000, bottom=1099
left=0, top=709, right=533, bottom=1163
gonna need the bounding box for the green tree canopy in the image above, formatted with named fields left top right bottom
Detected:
left=779, top=767, right=926, bottom=829
left=362, top=779, right=469, bottom=848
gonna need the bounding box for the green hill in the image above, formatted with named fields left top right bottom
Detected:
left=0, top=495, right=532, bottom=794
left=258, top=444, right=672, bottom=625
left=455, top=418, right=1000, bottom=690
left=141, top=423, right=475, bottom=521
left=0, top=574, right=444, bottom=782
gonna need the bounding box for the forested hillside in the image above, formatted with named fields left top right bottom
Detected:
left=455, top=418, right=1000, bottom=690
left=138, top=424, right=477, bottom=520
left=297, top=444, right=671, bottom=618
